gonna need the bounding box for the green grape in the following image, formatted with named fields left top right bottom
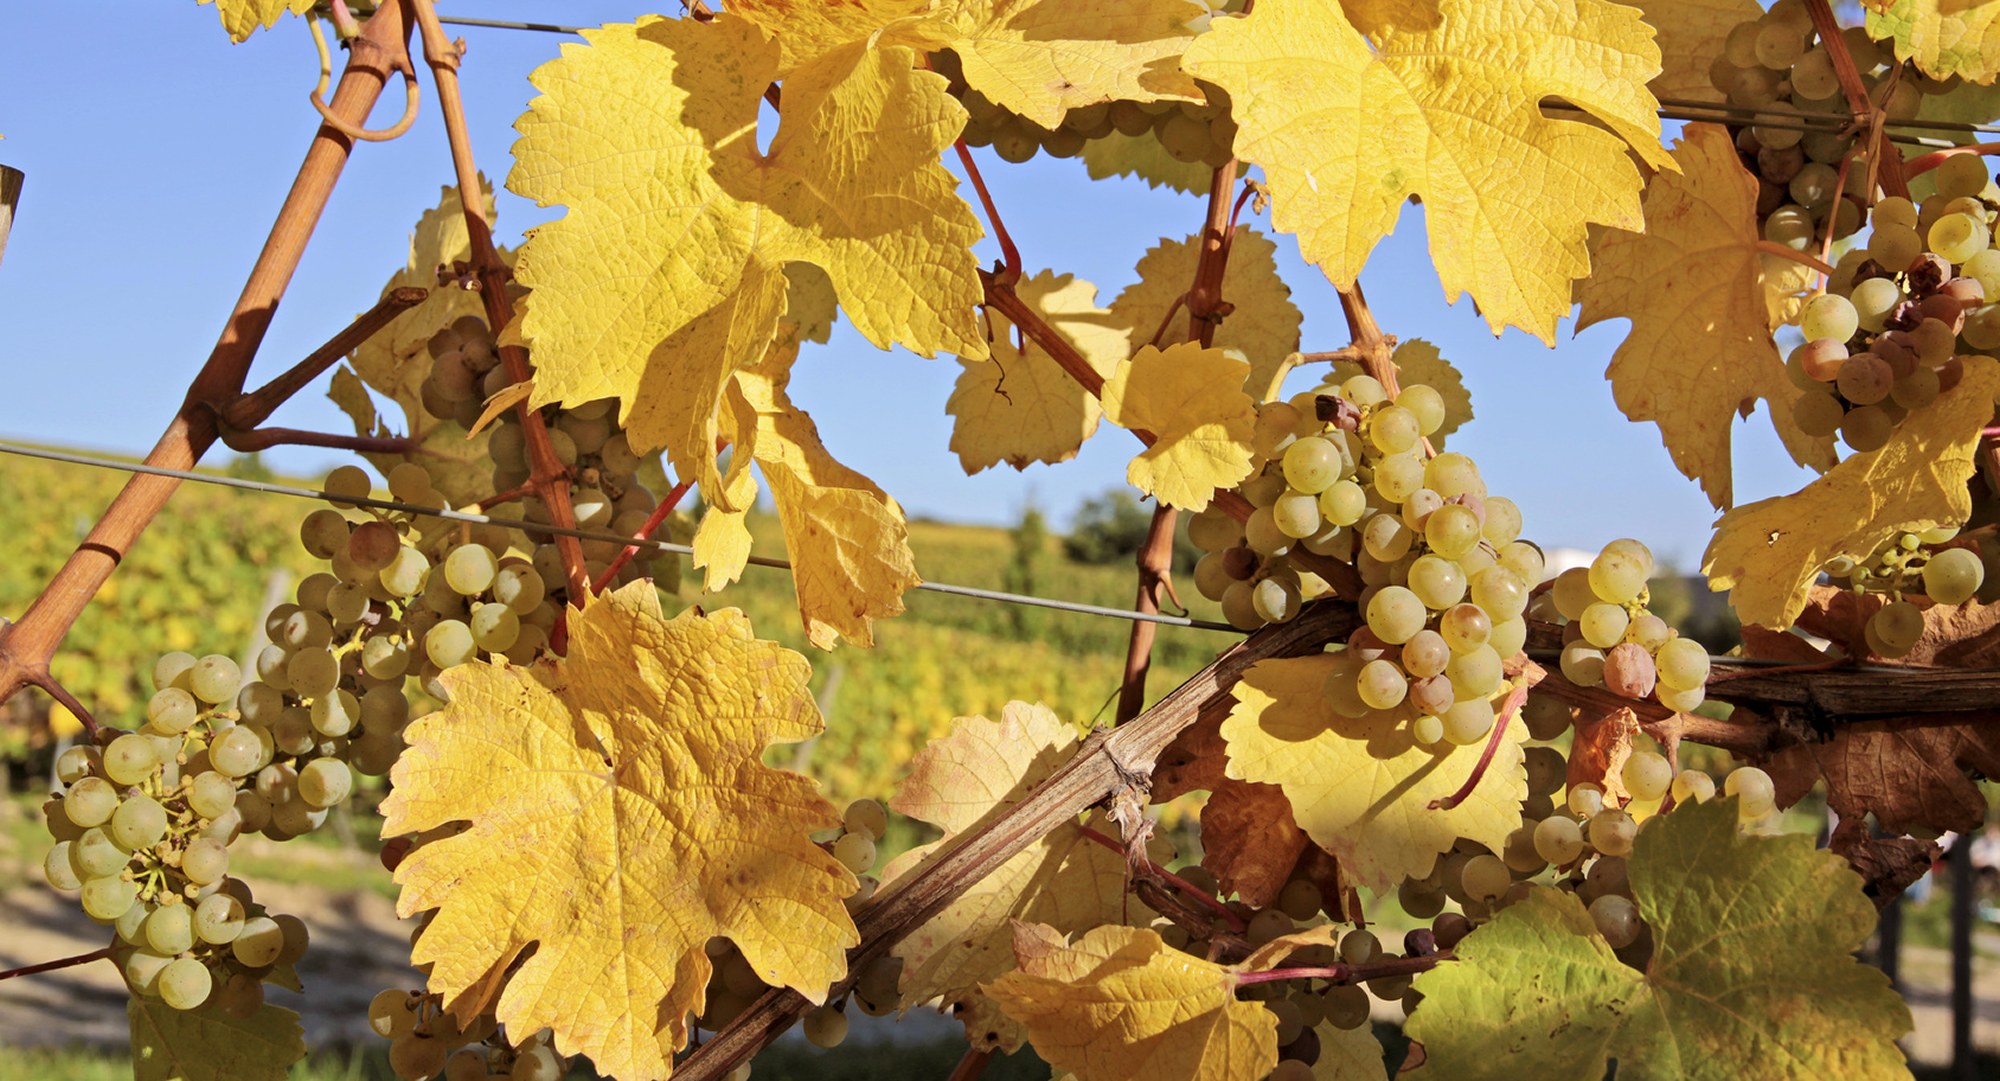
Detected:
left=158, top=957, right=213, bottom=1011
left=65, top=777, right=119, bottom=829
left=803, top=1004, right=849, bottom=1049
left=232, top=916, right=284, bottom=968
left=1469, top=567, right=1529, bottom=620
left=43, top=841, right=83, bottom=891
left=270, top=797, right=328, bottom=836
left=1281, top=436, right=1342, bottom=494
left=512, top=1046, right=566, bottom=1081
left=1373, top=453, right=1426, bottom=502
left=1521, top=694, right=1571, bottom=741
left=299, top=758, right=355, bottom=809
left=1340, top=374, right=1388, bottom=408
left=1524, top=745, right=1566, bottom=795
left=1866, top=221, right=1921, bottom=270
left=1360, top=512, right=1414, bottom=562
left=189, top=771, right=238, bottom=820
left=1567, top=783, right=1606, bottom=818
left=843, top=798, right=888, bottom=841
left=1578, top=602, right=1630, bottom=649
left=143, top=687, right=197, bottom=734
left=833, top=832, right=876, bottom=873
left=1439, top=603, right=1491, bottom=653
left=1589, top=808, right=1638, bottom=857
left=1365, top=586, right=1426, bottom=644
left=323, top=464, right=372, bottom=508
left=1318, top=479, right=1368, bottom=526
left=1355, top=659, right=1408, bottom=710
left=494, top=566, right=547, bottom=614
left=1253, top=401, right=1302, bottom=457
left=1623, top=613, right=1672, bottom=653
left=1400, top=488, right=1444, bottom=531
left=1560, top=641, right=1605, bottom=686
left=1323, top=984, right=1371, bottom=1030
left=360, top=685, right=411, bottom=736
left=1671, top=770, right=1716, bottom=804
left=232, top=681, right=283, bottom=727
left=1406, top=554, right=1466, bottom=609
left=287, top=648, right=339, bottom=698
left=369, top=989, right=419, bottom=1039
left=1271, top=490, right=1322, bottom=539
left=1459, top=853, right=1511, bottom=903
left=111, top=795, right=168, bottom=851
left=55, top=746, right=97, bottom=787
left=1423, top=503, right=1482, bottom=560
left=1654, top=637, right=1710, bottom=691
left=468, top=602, right=521, bottom=651
left=1194, top=553, right=1233, bottom=601
left=1400, top=629, right=1450, bottom=679
left=990, top=121, right=1040, bottom=164
left=81, top=875, right=138, bottom=921
left=1481, top=496, right=1523, bottom=545
left=1445, top=645, right=1502, bottom=699
left=1841, top=404, right=1894, bottom=453
left=380, top=547, right=431, bottom=598
left=210, top=725, right=268, bottom=778
left=299, top=509, right=351, bottom=559
left=1411, top=713, right=1445, bottom=745
left=1408, top=672, right=1455, bottom=717
left=309, top=688, right=358, bottom=737
left=1398, top=878, right=1446, bottom=919
left=1792, top=392, right=1843, bottom=437
left=145, top=901, right=195, bottom=955
left=1621, top=750, right=1673, bottom=803
left=274, top=914, right=310, bottom=965
left=390, top=1034, right=449, bottom=1081
left=1724, top=766, right=1776, bottom=817
left=572, top=487, right=614, bottom=528
left=1588, top=549, right=1647, bottom=603
left=327, top=580, right=370, bottom=624
left=189, top=654, right=241, bottom=705
left=1244, top=505, right=1291, bottom=557
left=362, top=636, right=411, bottom=680
left=444, top=544, right=500, bottom=596
left=183, top=837, right=229, bottom=885
left=1964, top=249, right=2000, bottom=298
left=123, top=948, right=173, bottom=997
left=1798, top=292, right=1857, bottom=343
left=194, top=893, right=247, bottom=944
left=1189, top=509, right=1243, bottom=553
left=153, top=652, right=198, bottom=692
left=1869, top=600, right=1925, bottom=657
left=1221, top=579, right=1262, bottom=631
left=426, top=620, right=478, bottom=668
left=1657, top=682, right=1706, bottom=713
left=103, top=733, right=159, bottom=786
left=1369, top=405, right=1422, bottom=454
left=1247, top=577, right=1298, bottom=624
left=1422, top=452, right=1480, bottom=497
left=1931, top=212, right=1989, bottom=263
left=387, top=463, right=432, bottom=502
left=1441, top=697, right=1495, bottom=745
left=1924, top=546, right=1985, bottom=605
left=59, top=830, right=120, bottom=886
left=1893, top=366, right=1941, bottom=410
left=1395, top=384, right=1446, bottom=435
left=1548, top=567, right=1593, bottom=620
left=1850, top=276, right=1904, bottom=333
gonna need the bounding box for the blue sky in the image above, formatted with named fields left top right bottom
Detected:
left=0, top=2, right=1827, bottom=571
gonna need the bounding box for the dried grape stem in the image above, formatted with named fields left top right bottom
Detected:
left=409, top=0, right=590, bottom=602
left=0, top=1, right=416, bottom=708
left=1078, top=825, right=1246, bottom=931
left=221, top=285, right=428, bottom=429
left=674, top=602, right=1359, bottom=1081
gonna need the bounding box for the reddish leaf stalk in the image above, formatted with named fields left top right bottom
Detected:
left=408, top=0, right=591, bottom=605
left=1233, top=951, right=1451, bottom=987
left=954, top=140, right=1022, bottom=285
left=1902, top=142, right=2000, bottom=178
left=1756, top=241, right=1836, bottom=277
left=946, top=1048, right=993, bottom=1081
left=219, top=427, right=421, bottom=455
left=590, top=478, right=692, bottom=593
left=1429, top=678, right=1532, bottom=810
left=1079, top=825, right=1247, bottom=931
left=28, top=672, right=98, bottom=740
left=0, top=1, right=416, bottom=709
left=220, top=285, right=428, bottom=430
left=0, top=946, right=116, bottom=982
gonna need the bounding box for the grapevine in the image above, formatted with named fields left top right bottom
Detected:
left=5, top=2, right=2000, bottom=1081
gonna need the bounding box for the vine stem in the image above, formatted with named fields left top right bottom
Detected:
left=590, top=478, right=692, bottom=593
left=1117, top=157, right=1241, bottom=723
left=1078, top=825, right=1247, bottom=932
left=1756, top=241, right=1837, bottom=277
left=0, top=0, right=416, bottom=711
left=1804, top=0, right=1909, bottom=200
left=0, top=946, right=116, bottom=983
left=1234, top=951, right=1450, bottom=987
left=220, top=428, right=421, bottom=455
left=953, top=139, right=1021, bottom=286
left=408, top=0, right=591, bottom=604
left=220, top=285, right=428, bottom=430
left=1901, top=142, right=2000, bottom=178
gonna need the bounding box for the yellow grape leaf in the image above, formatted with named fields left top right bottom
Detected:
left=1337, top=0, right=1442, bottom=34
left=1080, top=129, right=1215, bottom=196
left=1869, top=1, right=2000, bottom=85
left=130, top=998, right=305, bottom=1081
left=1184, top=0, right=1674, bottom=341
left=1221, top=654, right=1527, bottom=892
left=1102, top=342, right=1257, bottom=511
left=882, top=702, right=1168, bottom=1054
left=1703, top=358, right=2000, bottom=630
left=197, top=0, right=313, bottom=42
left=1577, top=124, right=1836, bottom=511
left=1627, top=0, right=1764, bottom=102
left=784, top=263, right=841, bottom=345
left=1110, top=230, right=1303, bottom=405
left=351, top=181, right=498, bottom=408
left=1311, top=1021, right=1391, bottom=1079
left=1320, top=339, right=1472, bottom=442
left=509, top=15, right=985, bottom=492
left=948, top=271, right=1128, bottom=474
left=734, top=0, right=1204, bottom=127
left=717, top=333, right=923, bottom=649
left=327, top=367, right=495, bottom=513
left=691, top=506, right=753, bottom=593
left=985, top=923, right=1295, bottom=1081
left=380, top=584, right=856, bottom=1081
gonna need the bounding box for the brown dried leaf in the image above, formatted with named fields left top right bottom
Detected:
left=1566, top=707, right=1639, bottom=808
left=1739, top=623, right=1836, bottom=665
left=1830, top=819, right=1941, bottom=912
left=1793, top=582, right=2000, bottom=666
left=1766, top=713, right=2000, bottom=837
left=1149, top=702, right=1317, bottom=907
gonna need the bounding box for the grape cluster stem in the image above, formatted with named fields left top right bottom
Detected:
left=1077, top=825, right=1249, bottom=932
left=0, top=946, right=115, bottom=983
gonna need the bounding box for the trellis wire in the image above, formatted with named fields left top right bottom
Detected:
left=0, top=441, right=1234, bottom=632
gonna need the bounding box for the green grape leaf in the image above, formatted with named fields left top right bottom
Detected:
left=509, top=15, right=986, bottom=500
left=130, top=999, right=306, bottom=1081
left=197, top=0, right=313, bottom=42
left=1406, top=797, right=1912, bottom=1081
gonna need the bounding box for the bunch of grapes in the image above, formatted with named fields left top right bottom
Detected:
left=1540, top=540, right=1712, bottom=714
left=365, top=986, right=571, bottom=1081
left=40, top=651, right=311, bottom=1017
left=1821, top=525, right=1987, bottom=657
left=1710, top=2, right=1909, bottom=258
left=939, top=43, right=1239, bottom=170
left=414, top=315, right=669, bottom=595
